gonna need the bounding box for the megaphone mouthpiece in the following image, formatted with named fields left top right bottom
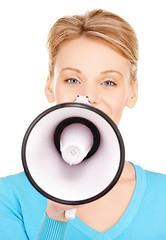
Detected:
left=60, top=123, right=93, bottom=165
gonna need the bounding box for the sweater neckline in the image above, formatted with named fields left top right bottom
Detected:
left=70, top=163, right=146, bottom=240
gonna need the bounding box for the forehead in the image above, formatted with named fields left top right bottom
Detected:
left=55, top=37, right=130, bottom=77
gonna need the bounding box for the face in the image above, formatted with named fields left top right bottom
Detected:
left=47, top=37, right=137, bottom=125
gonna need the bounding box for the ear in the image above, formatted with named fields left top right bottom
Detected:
left=126, top=81, right=138, bottom=108
left=45, top=75, right=56, bottom=103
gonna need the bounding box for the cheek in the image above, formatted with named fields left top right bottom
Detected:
left=108, top=89, right=126, bottom=110
left=105, top=91, right=127, bottom=125
left=114, top=94, right=128, bottom=124
left=115, top=94, right=126, bottom=111
left=55, top=85, right=77, bottom=104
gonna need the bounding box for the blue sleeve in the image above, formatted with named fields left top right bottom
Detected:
left=35, top=213, right=68, bottom=240
left=0, top=177, right=68, bottom=240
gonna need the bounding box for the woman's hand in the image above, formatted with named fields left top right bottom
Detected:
left=46, top=199, right=80, bottom=222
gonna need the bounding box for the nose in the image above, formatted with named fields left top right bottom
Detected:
left=74, top=95, right=95, bottom=105
left=74, top=94, right=97, bottom=105
left=81, top=88, right=97, bottom=105
left=87, top=95, right=97, bottom=104
left=86, top=89, right=98, bottom=104
left=75, top=83, right=98, bottom=105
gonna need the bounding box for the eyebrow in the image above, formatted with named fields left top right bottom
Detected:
left=101, top=70, right=124, bottom=78
left=60, top=68, right=81, bottom=74
left=60, top=68, right=123, bottom=78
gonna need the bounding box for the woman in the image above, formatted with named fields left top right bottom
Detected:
left=0, top=9, right=166, bottom=240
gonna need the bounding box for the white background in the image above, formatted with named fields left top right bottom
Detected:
left=0, top=0, right=166, bottom=177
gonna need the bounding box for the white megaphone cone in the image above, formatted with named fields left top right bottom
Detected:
left=22, top=95, right=125, bottom=220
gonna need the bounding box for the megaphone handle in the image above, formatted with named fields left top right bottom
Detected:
left=65, top=208, right=77, bottom=220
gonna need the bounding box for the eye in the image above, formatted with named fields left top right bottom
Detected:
left=102, top=80, right=116, bottom=86
left=65, top=78, right=80, bottom=84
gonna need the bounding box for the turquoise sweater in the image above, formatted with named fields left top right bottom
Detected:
left=0, top=163, right=166, bottom=239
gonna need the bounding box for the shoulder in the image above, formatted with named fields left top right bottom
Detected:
left=126, top=164, right=166, bottom=235
left=0, top=172, right=26, bottom=197
left=144, top=167, right=166, bottom=188
left=0, top=172, right=32, bottom=195
left=1, top=171, right=28, bottom=186
left=0, top=172, right=46, bottom=207
left=131, top=162, right=166, bottom=185
left=145, top=168, right=166, bottom=200
left=133, top=163, right=166, bottom=199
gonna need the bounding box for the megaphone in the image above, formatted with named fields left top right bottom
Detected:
left=21, top=96, right=125, bottom=219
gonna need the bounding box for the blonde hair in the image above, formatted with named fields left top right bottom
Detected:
left=47, top=9, right=138, bottom=83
